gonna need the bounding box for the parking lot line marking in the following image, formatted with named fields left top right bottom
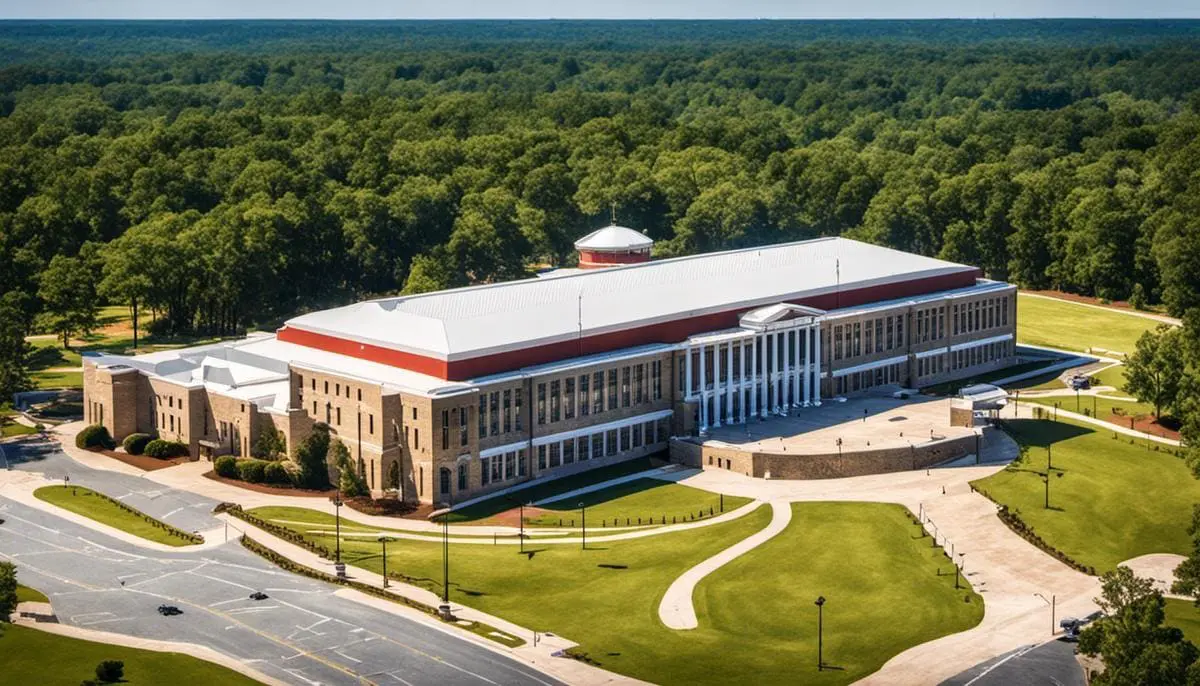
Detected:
left=77, top=537, right=147, bottom=561
left=963, top=644, right=1037, bottom=686
left=187, top=570, right=256, bottom=591
left=210, top=598, right=245, bottom=608
left=226, top=606, right=279, bottom=615
left=385, top=673, right=417, bottom=686
left=281, top=668, right=323, bottom=686
left=333, top=650, right=362, bottom=664
left=161, top=506, right=185, bottom=520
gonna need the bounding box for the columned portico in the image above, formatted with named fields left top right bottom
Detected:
left=683, top=303, right=825, bottom=436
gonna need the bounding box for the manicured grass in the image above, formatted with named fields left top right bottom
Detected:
left=1025, top=394, right=1156, bottom=421
left=0, top=622, right=260, bottom=686
left=530, top=478, right=753, bottom=527
left=264, top=501, right=980, bottom=685
left=31, top=369, right=83, bottom=390
left=1, top=421, right=36, bottom=437
left=1165, top=598, right=1200, bottom=643
left=972, top=418, right=1198, bottom=572
left=1006, top=373, right=1067, bottom=391
left=444, top=456, right=661, bottom=522
left=16, top=584, right=48, bottom=603
left=1093, top=364, right=1129, bottom=392
left=34, top=485, right=199, bottom=547
left=1017, top=293, right=1160, bottom=355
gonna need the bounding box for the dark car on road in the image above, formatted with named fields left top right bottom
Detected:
left=249, top=592, right=269, bottom=601
left=157, top=604, right=183, bottom=616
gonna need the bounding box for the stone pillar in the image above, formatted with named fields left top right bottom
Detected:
left=813, top=324, right=823, bottom=405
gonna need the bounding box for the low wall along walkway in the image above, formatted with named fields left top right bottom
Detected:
left=670, top=434, right=976, bottom=480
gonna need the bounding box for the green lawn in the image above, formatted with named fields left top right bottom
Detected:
left=260, top=501, right=980, bottom=685
left=528, top=478, right=752, bottom=527
left=16, top=584, right=48, bottom=603
left=1165, top=598, right=1200, bottom=643
left=1025, top=394, right=1156, bottom=422
left=1, top=421, right=36, bottom=438
left=248, top=506, right=556, bottom=541
left=1005, top=373, right=1067, bottom=391
left=972, top=418, right=1198, bottom=572
left=34, top=486, right=199, bottom=547
left=444, top=456, right=662, bottom=523
left=1093, top=364, right=1129, bottom=392
left=1017, top=294, right=1161, bottom=355
left=0, top=623, right=260, bottom=686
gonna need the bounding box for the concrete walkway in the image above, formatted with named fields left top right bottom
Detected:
left=658, top=500, right=789, bottom=630
left=1122, top=553, right=1189, bottom=599
left=1013, top=402, right=1181, bottom=447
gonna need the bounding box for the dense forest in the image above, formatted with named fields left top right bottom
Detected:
left=2, top=20, right=1200, bottom=396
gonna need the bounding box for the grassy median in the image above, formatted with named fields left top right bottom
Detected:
left=972, top=418, right=1198, bottom=572
left=0, top=623, right=260, bottom=686
left=34, top=485, right=200, bottom=547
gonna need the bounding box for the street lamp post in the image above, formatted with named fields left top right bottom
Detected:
left=331, top=495, right=345, bottom=578
left=579, top=502, right=587, bottom=551
left=814, top=596, right=826, bottom=671
left=378, top=536, right=393, bottom=588
left=1035, top=593, right=1056, bottom=635
left=429, top=507, right=453, bottom=619
left=1044, top=471, right=1050, bottom=509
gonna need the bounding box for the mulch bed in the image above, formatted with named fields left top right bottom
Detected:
left=201, top=470, right=337, bottom=497
left=344, top=496, right=421, bottom=519
left=487, top=505, right=554, bottom=528
left=89, top=447, right=187, bottom=472
left=1099, top=412, right=1182, bottom=442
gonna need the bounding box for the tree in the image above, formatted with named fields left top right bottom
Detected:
left=329, top=439, right=367, bottom=497
left=94, top=660, right=124, bottom=683
left=37, top=250, right=100, bottom=349
left=1125, top=324, right=1186, bottom=418
left=1079, top=566, right=1200, bottom=686
left=0, top=561, right=17, bottom=622
left=0, top=291, right=32, bottom=400
left=251, top=425, right=286, bottom=460
left=294, top=423, right=331, bottom=490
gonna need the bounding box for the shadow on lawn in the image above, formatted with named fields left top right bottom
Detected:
left=1004, top=418, right=1093, bottom=448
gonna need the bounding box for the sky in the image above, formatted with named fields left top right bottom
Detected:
left=2, top=0, right=1198, bottom=20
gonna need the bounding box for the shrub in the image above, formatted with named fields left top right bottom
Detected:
left=264, top=460, right=291, bottom=485
left=95, top=660, right=124, bottom=683
left=295, top=424, right=331, bottom=489
left=214, top=455, right=238, bottom=478
left=75, top=424, right=115, bottom=450
left=236, top=458, right=268, bottom=483
left=121, top=432, right=153, bottom=455
left=144, top=439, right=189, bottom=459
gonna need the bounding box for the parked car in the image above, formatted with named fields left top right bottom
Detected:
left=157, top=604, right=183, bottom=616
left=249, top=592, right=269, bottom=601
left=1060, top=617, right=1083, bottom=640
left=1068, top=375, right=1090, bottom=390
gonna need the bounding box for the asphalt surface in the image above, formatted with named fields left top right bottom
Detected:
left=0, top=438, right=563, bottom=686
left=940, top=639, right=1086, bottom=686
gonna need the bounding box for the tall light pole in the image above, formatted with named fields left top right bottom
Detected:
left=331, top=494, right=345, bottom=578
left=1035, top=593, right=1056, bottom=635
left=579, top=502, right=587, bottom=551
left=378, top=536, right=393, bottom=588
left=428, top=507, right=454, bottom=619
left=814, top=596, right=826, bottom=671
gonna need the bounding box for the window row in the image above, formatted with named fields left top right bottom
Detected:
left=536, top=362, right=662, bottom=427
left=480, top=448, right=529, bottom=487
left=953, top=296, right=1009, bottom=336
left=832, top=361, right=905, bottom=396
left=309, top=400, right=375, bottom=435
left=535, top=417, right=671, bottom=471
left=951, top=340, right=1012, bottom=371
left=833, top=314, right=907, bottom=362
left=299, top=374, right=366, bottom=403
left=477, top=389, right=524, bottom=440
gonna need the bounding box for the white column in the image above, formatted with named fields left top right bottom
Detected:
left=750, top=334, right=758, bottom=419
left=792, top=327, right=802, bottom=407
left=685, top=345, right=693, bottom=399
left=780, top=330, right=790, bottom=416
left=738, top=341, right=746, bottom=424
left=725, top=339, right=734, bottom=425
left=602, top=430, right=607, bottom=455
left=813, top=324, right=822, bottom=406
left=712, top=342, right=721, bottom=429
left=772, top=332, right=782, bottom=414
left=759, top=333, right=768, bottom=418
left=803, top=325, right=812, bottom=406
left=699, top=343, right=708, bottom=432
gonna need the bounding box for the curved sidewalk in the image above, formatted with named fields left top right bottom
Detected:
left=658, top=500, right=790, bottom=630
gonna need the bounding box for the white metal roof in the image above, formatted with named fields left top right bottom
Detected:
left=283, top=237, right=977, bottom=362
left=573, top=224, right=654, bottom=252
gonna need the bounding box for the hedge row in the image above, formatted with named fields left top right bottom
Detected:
left=214, top=456, right=292, bottom=485
left=85, top=488, right=203, bottom=545
left=215, top=503, right=335, bottom=559
left=121, top=433, right=153, bottom=455
left=76, top=424, right=115, bottom=450
left=144, top=439, right=189, bottom=459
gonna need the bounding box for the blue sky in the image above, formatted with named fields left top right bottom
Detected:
left=3, top=1, right=1198, bottom=19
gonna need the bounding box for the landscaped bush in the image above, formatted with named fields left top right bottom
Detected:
left=121, top=432, right=153, bottom=455
left=264, top=460, right=291, bottom=485
left=236, top=458, right=269, bottom=483
left=75, top=424, right=115, bottom=450
left=95, top=660, right=124, bottom=683
left=214, top=455, right=237, bottom=478
left=346, top=496, right=418, bottom=517
left=144, top=439, right=189, bottom=459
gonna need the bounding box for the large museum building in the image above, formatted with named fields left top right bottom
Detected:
left=83, top=226, right=1017, bottom=505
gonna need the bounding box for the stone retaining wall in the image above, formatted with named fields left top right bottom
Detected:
left=669, top=434, right=975, bottom=480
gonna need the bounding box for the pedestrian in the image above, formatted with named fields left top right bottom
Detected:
left=942, top=485, right=946, bottom=495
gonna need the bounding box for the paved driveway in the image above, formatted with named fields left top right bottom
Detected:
left=0, top=438, right=562, bottom=686
left=941, top=639, right=1085, bottom=686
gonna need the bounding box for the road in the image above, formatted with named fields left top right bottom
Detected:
left=0, top=439, right=563, bottom=686
left=941, top=639, right=1085, bottom=686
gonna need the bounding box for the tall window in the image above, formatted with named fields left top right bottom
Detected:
left=479, top=394, right=487, bottom=438
left=564, top=378, right=575, bottom=420
left=458, top=463, right=467, bottom=491
left=634, top=365, right=644, bottom=404
left=503, top=390, right=512, bottom=433
left=896, top=315, right=904, bottom=347
left=621, top=367, right=631, bottom=407
left=652, top=360, right=662, bottom=400
left=514, top=388, right=523, bottom=431
left=550, top=380, right=561, bottom=422
left=875, top=319, right=883, bottom=353
left=459, top=407, right=468, bottom=446
left=607, top=369, right=618, bottom=410
left=593, top=371, right=604, bottom=413
left=441, top=409, right=449, bottom=450
left=579, top=374, right=590, bottom=416
left=834, top=325, right=843, bottom=360
left=537, top=383, right=546, bottom=425
left=481, top=457, right=490, bottom=485
left=489, top=391, right=499, bottom=436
